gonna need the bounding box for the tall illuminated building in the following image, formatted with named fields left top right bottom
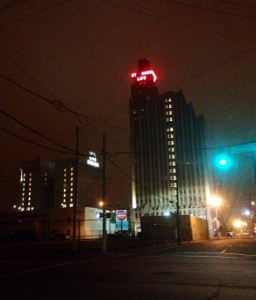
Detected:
left=130, top=59, right=210, bottom=230
left=54, top=153, right=102, bottom=209
left=19, top=158, right=55, bottom=211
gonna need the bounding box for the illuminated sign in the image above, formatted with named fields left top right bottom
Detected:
left=87, top=151, right=99, bottom=168
left=131, top=70, right=157, bottom=82
left=116, top=210, right=127, bottom=221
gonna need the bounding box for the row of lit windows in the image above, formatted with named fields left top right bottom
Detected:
left=166, top=117, right=173, bottom=122
left=61, top=203, right=73, bottom=208
left=22, top=182, right=32, bottom=186
left=166, top=127, right=174, bottom=131
left=23, top=172, right=32, bottom=177
left=62, top=168, right=74, bottom=208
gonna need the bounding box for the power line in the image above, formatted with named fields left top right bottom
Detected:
left=0, top=73, right=128, bottom=131
left=166, top=0, right=256, bottom=20
left=0, top=125, right=74, bottom=155
left=0, top=72, right=88, bottom=126
left=0, top=0, right=27, bottom=12
left=0, top=107, right=75, bottom=153
left=101, top=0, right=256, bottom=44
left=108, top=157, right=174, bottom=203
left=222, top=0, right=256, bottom=9
left=0, top=0, right=72, bottom=30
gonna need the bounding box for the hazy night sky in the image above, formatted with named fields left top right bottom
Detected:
left=0, top=0, right=256, bottom=216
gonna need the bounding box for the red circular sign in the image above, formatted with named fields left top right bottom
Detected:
left=116, top=210, right=127, bottom=221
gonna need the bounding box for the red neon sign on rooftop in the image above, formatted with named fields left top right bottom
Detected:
left=131, top=69, right=157, bottom=83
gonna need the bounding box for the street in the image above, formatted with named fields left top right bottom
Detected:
left=0, top=237, right=256, bottom=300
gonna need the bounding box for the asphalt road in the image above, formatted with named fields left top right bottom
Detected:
left=0, top=237, right=256, bottom=300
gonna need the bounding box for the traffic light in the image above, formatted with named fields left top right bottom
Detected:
left=105, top=212, right=111, bottom=218
left=214, top=153, right=232, bottom=170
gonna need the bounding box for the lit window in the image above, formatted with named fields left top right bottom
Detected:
left=70, top=204, right=73, bottom=207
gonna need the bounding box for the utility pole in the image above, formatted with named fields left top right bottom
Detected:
left=176, top=173, right=181, bottom=245
left=176, top=159, right=181, bottom=245
left=72, top=126, right=79, bottom=255
left=102, top=133, right=107, bottom=254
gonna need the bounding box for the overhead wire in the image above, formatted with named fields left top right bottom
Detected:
left=108, top=157, right=174, bottom=203
left=0, top=0, right=72, bottom=30
left=165, top=0, right=256, bottom=20
left=0, top=107, right=75, bottom=153
left=0, top=0, right=28, bottom=12
left=0, top=125, right=74, bottom=155
left=101, top=0, right=256, bottom=44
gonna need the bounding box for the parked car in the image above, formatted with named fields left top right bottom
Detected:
left=226, top=231, right=235, bottom=237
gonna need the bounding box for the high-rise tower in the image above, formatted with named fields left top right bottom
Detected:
left=129, top=59, right=210, bottom=231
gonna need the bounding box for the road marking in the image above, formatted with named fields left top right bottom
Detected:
left=221, top=243, right=233, bottom=253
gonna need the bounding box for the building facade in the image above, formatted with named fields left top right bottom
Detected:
left=19, top=158, right=55, bottom=211
left=54, top=154, right=102, bottom=209
left=130, top=59, right=211, bottom=231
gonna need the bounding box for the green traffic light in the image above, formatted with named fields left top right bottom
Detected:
left=219, top=159, right=227, bottom=166
left=215, top=154, right=232, bottom=170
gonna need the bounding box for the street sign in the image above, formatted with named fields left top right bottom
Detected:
left=116, top=210, right=127, bottom=221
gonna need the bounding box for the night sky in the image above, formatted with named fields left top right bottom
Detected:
left=1, top=0, right=256, bottom=217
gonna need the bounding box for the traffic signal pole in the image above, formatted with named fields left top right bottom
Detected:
left=72, top=126, right=79, bottom=255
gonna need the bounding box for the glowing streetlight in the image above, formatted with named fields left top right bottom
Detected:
left=233, top=219, right=247, bottom=229
left=207, top=195, right=222, bottom=207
